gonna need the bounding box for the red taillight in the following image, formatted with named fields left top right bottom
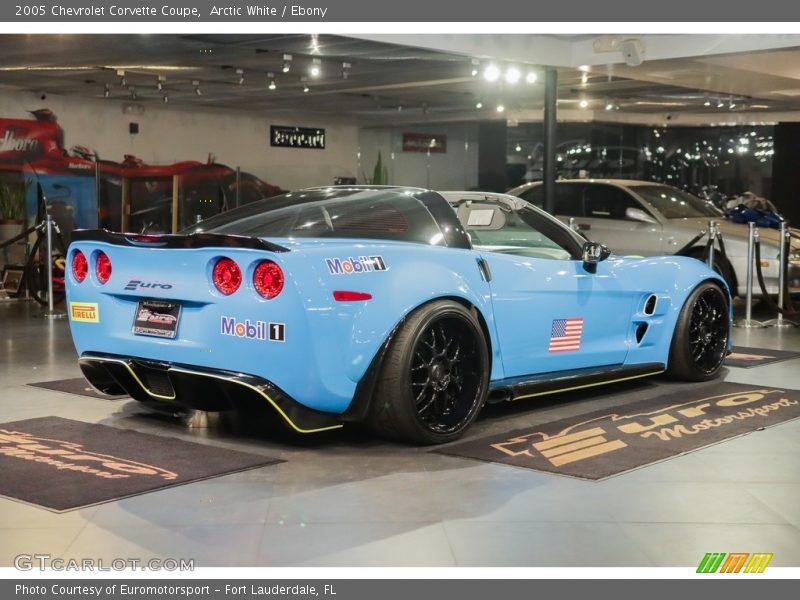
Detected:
left=95, top=251, right=112, bottom=284
left=253, top=260, right=284, bottom=299
left=71, top=250, right=88, bottom=283
left=212, top=257, right=242, bottom=295
left=333, top=291, right=373, bottom=302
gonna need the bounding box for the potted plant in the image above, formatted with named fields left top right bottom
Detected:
left=0, top=180, right=28, bottom=243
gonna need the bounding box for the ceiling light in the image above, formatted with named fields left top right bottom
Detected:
left=578, top=65, right=591, bottom=72
left=526, top=72, right=538, bottom=84
left=192, top=79, right=201, bottom=96
left=717, top=100, right=725, bottom=108
left=282, top=54, right=292, bottom=73
left=267, top=73, right=276, bottom=90
left=505, top=67, right=521, bottom=84
left=483, top=64, right=500, bottom=82
left=235, top=68, right=244, bottom=85
left=515, top=144, right=522, bottom=152
left=470, top=58, right=480, bottom=77
left=341, top=61, right=351, bottom=80
left=310, top=58, right=322, bottom=78
left=303, top=84, right=309, bottom=93
left=579, top=99, right=589, bottom=109
left=496, top=103, right=505, bottom=113
left=103, top=84, right=110, bottom=98
left=605, top=101, right=614, bottom=111
left=703, top=100, right=711, bottom=107
left=475, top=101, right=483, bottom=109
left=162, top=94, right=169, bottom=103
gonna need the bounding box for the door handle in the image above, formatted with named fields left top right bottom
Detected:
left=577, top=223, right=591, bottom=231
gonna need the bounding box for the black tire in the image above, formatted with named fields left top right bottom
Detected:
left=667, top=281, right=730, bottom=381
left=366, top=300, right=490, bottom=444
left=25, top=231, right=67, bottom=306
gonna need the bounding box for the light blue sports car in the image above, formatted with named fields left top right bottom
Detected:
left=65, top=187, right=731, bottom=444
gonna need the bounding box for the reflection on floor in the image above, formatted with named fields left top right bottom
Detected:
left=0, top=298, right=798, bottom=567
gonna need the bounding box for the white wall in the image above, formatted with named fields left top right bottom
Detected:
left=359, top=123, right=479, bottom=190
left=0, top=90, right=360, bottom=191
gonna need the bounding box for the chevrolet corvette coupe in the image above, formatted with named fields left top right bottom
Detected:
left=66, top=187, right=731, bottom=444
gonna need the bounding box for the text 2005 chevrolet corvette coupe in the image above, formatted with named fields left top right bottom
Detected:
left=66, top=187, right=731, bottom=444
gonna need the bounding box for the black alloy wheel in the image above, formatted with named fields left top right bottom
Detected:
left=688, top=286, right=729, bottom=375
left=367, top=300, right=489, bottom=444
left=667, top=281, right=730, bottom=381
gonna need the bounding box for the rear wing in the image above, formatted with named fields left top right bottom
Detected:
left=70, top=229, right=289, bottom=252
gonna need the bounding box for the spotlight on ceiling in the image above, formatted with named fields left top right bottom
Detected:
left=579, top=99, right=589, bottom=109
left=341, top=61, right=351, bottom=80
left=310, top=58, right=322, bottom=78
left=282, top=54, right=292, bottom=74
left=267, top=73, right=276, bottom=91
left=526, top=71, right=538, bottom=84
left=704, top=99, right=711, bottom=107
left=192, top=80, right=201, bottom=96
left=483, top=64, right=501, bottom=82
left=157, top=75, right=166, bottom=92
left=515, top=144, right=522, bottom=152
left=303, top=84, right=309, bottom=93
left=103, top=84, right=110, bottom=98
left=604, top=100, right=620, bottom=111
left=235, top=68, right=244, bottom=85
left=496, top=103, right=505, bottom=113
left=475, top=101, right=483, bottom=109
left=162, top=94, right=169, bottom=104
left=717, top=99, right=725, bottom=108
left=504, top=67, right=521, bottom=85
left=116, top=69, right=126, bottom=87
left=470, top=58, right=480, bottom=77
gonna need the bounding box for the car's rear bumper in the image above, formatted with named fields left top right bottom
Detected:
left=79, top=352, right=343, bottom=434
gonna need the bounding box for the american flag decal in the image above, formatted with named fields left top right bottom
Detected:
left=549, top=317, right=584, bottom=353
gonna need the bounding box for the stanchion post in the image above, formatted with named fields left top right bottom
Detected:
left=568, top=217, right=576, bottom=232
left=707, top=220, right=716, bottom=269
left=734, top=221, right=765, bottom=328
left=764, top=219, right=798, bottom=327
left=40, top=214, right=65, bottom=319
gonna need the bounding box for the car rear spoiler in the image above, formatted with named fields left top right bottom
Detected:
left=70, top=229, right=289, bottom=252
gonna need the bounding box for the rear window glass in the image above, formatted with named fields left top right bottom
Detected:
left=186, top=189, right=444, bottom=245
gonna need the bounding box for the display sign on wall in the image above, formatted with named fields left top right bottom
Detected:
left=402, top=133, right=447, bottom=154
left=270, top=126, right=326, bottom=149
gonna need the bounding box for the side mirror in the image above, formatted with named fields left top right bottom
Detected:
left=581, top=241, right=611, bottom=273
left=625, top=207, right=657, bottom=224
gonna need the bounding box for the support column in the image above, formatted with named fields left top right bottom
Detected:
left=543, top=68, right=558, bottom=214
left=477, top=120, right=507, bottom=192
left=771, top=122, right=800, bottom=225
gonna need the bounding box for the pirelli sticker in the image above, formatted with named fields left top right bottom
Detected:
left=69, top=302, right=99, bottom=323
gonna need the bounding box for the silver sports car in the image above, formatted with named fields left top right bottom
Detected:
left=508, top=179, right=800, bottom=297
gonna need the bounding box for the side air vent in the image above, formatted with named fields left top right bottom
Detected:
left=643, top=294, right=658, bottom=316
left=635, top=323, right=648, bottom=344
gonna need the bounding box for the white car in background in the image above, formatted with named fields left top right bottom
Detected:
left=507, top=179, right=800, bottom=297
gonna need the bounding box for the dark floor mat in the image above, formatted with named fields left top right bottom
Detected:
left=0, top=416, right=282, bottom=512
left=28, top=377, right=127, bottom=401
left=725, top=346, right=800, bottom=369
left=436, top=382, right=800, bottom=480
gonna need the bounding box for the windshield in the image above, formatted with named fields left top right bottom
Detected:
left=184, top=188, right=445, bottom=245
left=633, top=185, right=722, bottom=219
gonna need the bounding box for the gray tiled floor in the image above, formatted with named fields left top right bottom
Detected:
left=0, top=298, right=798, bottom=567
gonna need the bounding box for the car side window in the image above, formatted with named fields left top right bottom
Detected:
left=582, top=185, right=641, bottom=220
left=554, top=184, right=584, bottom=217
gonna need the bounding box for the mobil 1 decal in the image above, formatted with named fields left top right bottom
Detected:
left=325, top=255, right=387, bottom=275
left=220, top=316, right=285, bottom=342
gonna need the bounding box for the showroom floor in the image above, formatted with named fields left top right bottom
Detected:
left=0, top=299, right=798, bottom=568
